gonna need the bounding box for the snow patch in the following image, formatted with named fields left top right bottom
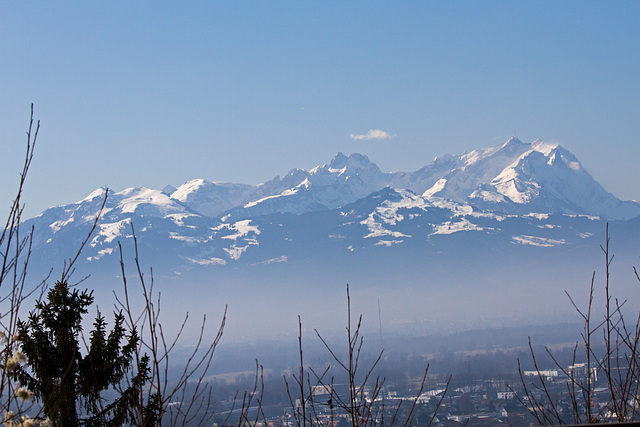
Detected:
left=218, top=220, right=261, bottom=240
left=166, top=213, right=198, bottom=227
left=328, top=166, right=347, bottom=175
left=525, top=213, right=550, bottom=220
left=430, top=218, right=484, bottom=236
left=375, top=240, right=403, bottom=247
left=244, top=179, right=310, bottom=208
left=50, top=216, right=75, bottom=233
left=423, top=178, right=447, bottom=198
left=360, top=216, right=409, bottom=239
left=251, top=256, right=288, bottom=266
left=189, top=257, right=227, bottom=266
left=224, top=245, right=251, bottom=260
left=512, top=235, right=566, bottom=247
left=567, top=161, right=581, bottom=171
left=537, top=224, right=560, bottom=229
left=87, top=247, right=115, bottom=261
left=169, top=233, right=200, bottom=244
left=91, top=219, right=131, bottom=246
left=566, top=214, right=600, bottom=220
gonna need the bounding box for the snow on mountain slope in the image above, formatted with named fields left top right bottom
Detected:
left=221, top=152, right=391, bottom=220
left=170, top=153, right=389, bottom=219
left=408, top=138, right=640, bottom=220
left=154, top=139, right=640, bottom=221
left=418, top=138, right=532, bottom=201
left=21, top=137, right=640, bottom=276
left=307, top=152, right=390, bottom=207
left=388, top=153, right=465, bottom=195
left=186, top=138, right=639, bottom=221
left=36, top=187, right=195, bottom=238
left=458, top=139, right=640, bottom=219
left=171, top=179, right=256, bottom=217
left=348, top=188, right=497, bottom=247
left=25, top=185, right=271, bottom=270
left=114, top=187, right=194, bottom=217
left=26, top=186, right=203, bottom=262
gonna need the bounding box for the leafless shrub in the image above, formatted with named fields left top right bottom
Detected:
left=285, top=285, right=447, bottom=427
left=115, top=223, right=240, bottom=426
left=0, top=105, right=42, bottom=420
left=514, top=224, right=640, bottom=424
left=0, top=105, right=108, bottom=425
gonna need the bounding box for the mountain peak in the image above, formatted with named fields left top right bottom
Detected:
left=329, top=152, right=373, bottom=170
left=531, top=139, right=560, bottom=156
left=80, top=187, right=108, bottom=203
left=162, top=184, right=178, bottom=196
left=330, top=152, right=348, bottom=166
left=494, top=137, right=528, bottom=156
left=503, top=136, right=524, bottom=146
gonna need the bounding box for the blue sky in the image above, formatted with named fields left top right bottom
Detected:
left=1, top=1, right=638, bottom=218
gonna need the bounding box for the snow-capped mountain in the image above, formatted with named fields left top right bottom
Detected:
left=25, top=137, right=640, bottom=269
left=166, top=138, right=640, bottom=221
left=19, top=139, right=640, bottom=338
left=169, top=180, right=255, bottom=217
left=220, top=152, right=392, bottom=220
left=408, top=138, right=640, bottom=219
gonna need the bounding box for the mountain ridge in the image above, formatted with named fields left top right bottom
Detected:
left=20, top=138, right=640, bottom=338
left=162, top=138, right=639, bottom=221
left=23, top=137, right=640, bottom=274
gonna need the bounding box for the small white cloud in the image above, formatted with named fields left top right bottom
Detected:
left=350, top=129, right=396, bottom=141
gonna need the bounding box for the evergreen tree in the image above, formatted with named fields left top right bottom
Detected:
left=11, top=280, right=151, bottom=426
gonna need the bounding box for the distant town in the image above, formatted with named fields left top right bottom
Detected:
left=200, top=332, right=629, bottom=426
